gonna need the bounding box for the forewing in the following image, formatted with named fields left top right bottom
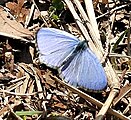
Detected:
left=59, top=48, right=107, bottom=90
left=37, top=28, right=79, bottom=68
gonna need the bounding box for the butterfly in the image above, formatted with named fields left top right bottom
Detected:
left=37, top=28, right=107, bottom=91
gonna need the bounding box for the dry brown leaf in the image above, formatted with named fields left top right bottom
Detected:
left=6, top=2, right=18, bottom=16
left=15, top=65, right=25, bottom=78
left=53, top=102, right=67, bottom=109
left=6, top=0, right=29, bottom=23
left=17, top=7, right=29, bottom=23
left=44, top=71, right=56, bottom=88
left=5, top=52, right=14, bottom=72
left=19, top=73, right=30, bottom=94
left=17, top=0, right=25, bottom=13
left=113, top=84, right=131, bottom=106
left=0, top=73, right=4, bottom=78
left=27, top=79, right=35, bottom=94
left=0, top=8, right=33, bottom=39
left=93, top=0, right=108, bottom=4
left=30, top=66, right=45, bottom=99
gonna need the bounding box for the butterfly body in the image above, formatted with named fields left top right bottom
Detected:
left=37, top=28, right=107, bottom=91
left=60, top=40, right=87, bottom=68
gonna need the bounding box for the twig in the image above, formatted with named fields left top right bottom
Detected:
left=10, top=76, right=26, bottom=83
left=74, top=0, right=103, bottom=56
left=96, top=4, right=130, bottom=19
left=7, top=81, right=24, bottom=91
left=113, top=84, right=131, bottom=106
left=109, top=53, right=131, bottom=59
left=0, top=31, right=32, bottom=43
left=0, top=89, right=44, bottom=96
left=25, top=3, right=35, bottom=28
left=95, top=89, right=118, bottom=120
left=0, top=84, right=129, bottom=119
left=51, top=75, right=129, bottom=120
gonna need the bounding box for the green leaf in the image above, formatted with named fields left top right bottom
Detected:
left=52, top=14, right=59, bottom=20
left=52, top=0, right=64, bottom=10
left=52, top=0, right=61, bottom=4
left=49, top=6, right=56, bottom=12
left=15, top=111, right=43, bottom=116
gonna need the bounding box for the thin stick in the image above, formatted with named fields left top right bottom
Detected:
left=84, top=0, right=100, bottom=42
left=96, top=4, right=130, bottom=19
left=74, top=0, right=103, bottom=55
left=52, top=75, right=129, bottom=120
left=109, top=53, right=131, bottom=58
left=25, top=4, right=35, bottom=28
left=0, top=32, right=32, bottom=43
left=64, top=0, right=102, bottom=59
left=95, top=89, right=118, bottom=120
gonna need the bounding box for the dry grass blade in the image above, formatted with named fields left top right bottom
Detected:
left=95, top=89, right=118, bottom=120
left=73, top=0, right=103, bottom=55
left=84, top=0, right=100, bottom=41
left=51, top=75, right=130, bottom=120
left=25, top=4, right=35, bottom=28
left=29, top=65, right=44, bottom=99
left=64, top=0, right=102, bottom=59
left=64, top=0, right=120, bottom=119
left=113, top=84, right=131, bottom=106
left=96, top=4, right=131, bottom=19
left=15, top=63, right=31, bottom=94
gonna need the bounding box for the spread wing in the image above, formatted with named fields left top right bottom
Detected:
left=37, top=28, right=107, bottom=90
left=37, top=28, right=79, bottom=68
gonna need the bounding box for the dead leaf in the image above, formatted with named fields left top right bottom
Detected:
left=5, top=51, right=14, bottom=72
left=6, top=0, right=29, bottom=23
left=0, top=73, right=4, bottom=78
left=93, top=0, right=108, bottom=8
left=17, top=0, right=25, bottom=14
left=0, top=7, right=33, bottom=39
left=53, top=102, right=67, bottom=109
left=93, top=0, right=108, bottom=4
left=113, top=84, right=131, bottom=106
left=5, top=2, right=18, bottom=16
left=19, top=72, right=30, bottom=94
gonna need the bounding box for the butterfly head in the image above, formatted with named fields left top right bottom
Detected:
left=75, top=40, right=88, bottom=51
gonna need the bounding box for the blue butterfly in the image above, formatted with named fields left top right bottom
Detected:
left=37, top=28, right=107, bottom=91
